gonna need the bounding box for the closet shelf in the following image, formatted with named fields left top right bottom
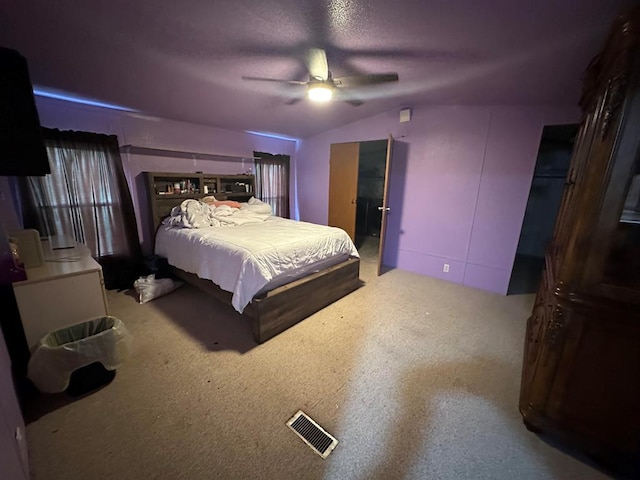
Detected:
left=119, top=145, right=259, bottom=161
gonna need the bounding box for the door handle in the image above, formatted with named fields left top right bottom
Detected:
left=378, top=206, right=390, bottom=211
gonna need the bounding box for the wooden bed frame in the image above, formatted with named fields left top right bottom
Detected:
left=142, top=171, right=362, bottom=343
left=169, top=257, right=361, bottom=343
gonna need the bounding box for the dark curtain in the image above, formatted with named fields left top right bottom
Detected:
left=254, top=152, right=290, bottom=218
left=17, top=128, right=142, bottom=289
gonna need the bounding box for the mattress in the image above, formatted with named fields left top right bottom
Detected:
left=154, top=216, right=359, bottom=313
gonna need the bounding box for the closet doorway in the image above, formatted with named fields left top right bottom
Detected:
left=328, top=136, right=393, bottom=275
left=508, top=124, right=578, bottom=294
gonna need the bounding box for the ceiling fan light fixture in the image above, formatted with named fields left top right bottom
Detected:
left=308, top=83, right=333, bottom=102
left=242, top=48, right=398, bottom=107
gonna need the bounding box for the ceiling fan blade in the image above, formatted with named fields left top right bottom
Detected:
left=333, top=89, right=364, bottom=106
left=334, top=73, right=399, bottom=87
left=242, top=76, right=307, bottom=85
left=284, top=97, right=303, bottom=105
left=306, top=48, right=329, bottom=81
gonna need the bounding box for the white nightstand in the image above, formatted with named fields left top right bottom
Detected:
left=12, top=239, right=109, bottom=352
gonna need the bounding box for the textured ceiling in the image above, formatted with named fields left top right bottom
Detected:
left=2, top=0, right=639, bottom=138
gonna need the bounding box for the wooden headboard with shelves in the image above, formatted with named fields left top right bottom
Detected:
left=143, top=171, right=256, bottom=232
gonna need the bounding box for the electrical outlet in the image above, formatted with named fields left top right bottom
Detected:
left=443, top=263, right=450, bottom=273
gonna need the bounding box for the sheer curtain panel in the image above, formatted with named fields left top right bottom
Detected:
left=18, top=128, right=142, bottom=289
left=254, top=152, right=290, bottom=218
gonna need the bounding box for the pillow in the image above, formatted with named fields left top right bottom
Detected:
left=201, top=196, right=241, bottom=209
left=200, top=195, right=218, bottom=204
left=241, top=198, right=272, bottom=215
left=213, top=200, right=241, bottom=209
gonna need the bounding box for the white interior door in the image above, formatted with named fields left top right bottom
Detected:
left=377, top=135, right=394, bottom=275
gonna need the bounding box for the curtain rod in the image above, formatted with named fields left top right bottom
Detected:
left=119, top=145, right=259, bottom=161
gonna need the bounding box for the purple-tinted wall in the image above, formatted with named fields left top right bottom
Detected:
left=0, top=96, right=580, bottom=295
left=296, top=105, right=580, bottom=294
left=31, top=97, right=298, bottom=253
left=0, top=329, right=29, bottom=480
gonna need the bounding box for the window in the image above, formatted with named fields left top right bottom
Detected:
left=253, top=152, right=290, bottom=218
left=19, top=129, right=141, bottom=287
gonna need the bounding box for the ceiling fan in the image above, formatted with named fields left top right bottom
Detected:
left=242, top=48, right=399, bottom=106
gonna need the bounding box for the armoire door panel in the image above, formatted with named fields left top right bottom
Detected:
left=519, top=8, right=640, bottom=475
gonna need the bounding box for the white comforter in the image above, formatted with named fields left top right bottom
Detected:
left=154, top=214, right=359, bottom=313
left=163, top=198, right=272, bottom=228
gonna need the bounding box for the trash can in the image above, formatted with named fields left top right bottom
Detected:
left=27, top=316, right=133, bottom=395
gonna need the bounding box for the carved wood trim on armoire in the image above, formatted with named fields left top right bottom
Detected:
left=519, top=7, right=640, bottom=476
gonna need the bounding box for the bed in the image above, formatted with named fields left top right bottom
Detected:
left=153, top=198, right=361, bottom=343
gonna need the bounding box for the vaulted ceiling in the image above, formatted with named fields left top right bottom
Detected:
left=2, top=0, right=638, bottom=138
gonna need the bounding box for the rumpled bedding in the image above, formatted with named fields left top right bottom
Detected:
left=163, top=197, right=272, bottom=228
left=155, top=215, right=360, bottom=313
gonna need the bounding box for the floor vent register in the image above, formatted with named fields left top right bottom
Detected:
left=286, top=410, right=338, bottom=459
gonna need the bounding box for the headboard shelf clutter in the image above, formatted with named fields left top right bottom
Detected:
left=144, top=171, right=256, bottom=231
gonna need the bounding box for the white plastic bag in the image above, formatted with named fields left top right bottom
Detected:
left=133, top=274, right=183, bottom=304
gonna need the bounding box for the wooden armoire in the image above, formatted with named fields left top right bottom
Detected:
left=519, top=7, right=640, bottom=475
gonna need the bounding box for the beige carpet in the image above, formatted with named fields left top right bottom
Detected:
left=23, top=243, right=614, bottom=479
